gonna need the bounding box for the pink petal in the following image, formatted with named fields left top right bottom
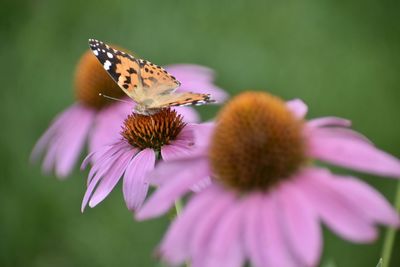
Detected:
left=307, top=117, right=351, bottom=128
left=55, top=107, right=94, bottom=177
left=136, top=157, right=209, bottom=220
left=86, top=142, right=130, bottom=185
left=165, top=64, right=215, bottom=83
left=81, top=150, right=119, bottom=212
left=172, top=106, right=200, bottom=123
left=161, top=142, right=194, bottom=161
left=260, top=191, right=298, bottom=267
left=243, top=193, right=266, bottom=267
left=32, top=104, right=96, bottom=178
left=81, top=142, right=134, bottom=212
left=286, top=99, right=308, bottom=119
left=189, top=187, right=236, bottom=266
left=165, top=64, right=228, bottom=103
left=307, top=127, right=372, bottom=144
left=296, top=168, right=378, bottom=242
left=309, top=129, right=400, bottom=178
left=317, top=173, right=399, bottom=227
left=191, top=176, right=212, bottom=192
left=42, top=138, right=60, bottom=174
left=81, top=164, right=109, bottom=212
left=88, top=149, right=135, bottom=208
left=192, top=122, right=215, bottom=149
left=202, top=198, right=244, bottom=267
left=175, top=123, right=195, bottom=143
left=123, top=148, right=156, bottom=211
left=88, top=100, right=132, bottom=154
left=278, top=181, right=322, bottom=267
left=158, top=185, right=221, bottom=265
left=31, top=104, right=81, bottom=162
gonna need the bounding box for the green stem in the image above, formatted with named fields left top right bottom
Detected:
left=381, top=181, right=400, bottom=267
left=174, top=199, right=183, bottom=216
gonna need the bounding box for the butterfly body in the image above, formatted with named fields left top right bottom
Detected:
left=88, top=39, right=214, bottom=115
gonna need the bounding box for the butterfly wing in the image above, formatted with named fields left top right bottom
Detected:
left=88, top=39, right=214, bottom=114
left=145, top=92, right=215, bottom=109
left=88, top=39, right=144, bottom=102
left=88, top=39, right=180, bottom=104
left=137, top=59, right=181, bottom=97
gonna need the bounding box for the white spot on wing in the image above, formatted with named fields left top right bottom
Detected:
left=93, top=50, right=99, bottom=56
left=104, top=60, right=112, bottom=70
left=107, top=52, right=113, bottom=58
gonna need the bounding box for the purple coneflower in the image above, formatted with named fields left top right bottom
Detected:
left=31, top=49, right=227, bottom=178
left=137, top=92, right=400, bottom=267
left=81, top=108, right=205, bottom=212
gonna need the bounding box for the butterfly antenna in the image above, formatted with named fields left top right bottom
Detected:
left=99, top=93, right=131, bottom=105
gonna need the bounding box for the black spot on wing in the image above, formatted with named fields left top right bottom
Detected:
left=88, top=39, right=123, bottom=82
left=166, top=94, right=215, bottom=107
left=128, top=68, right=137, bottom=74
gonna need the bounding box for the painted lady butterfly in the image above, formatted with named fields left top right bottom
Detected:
left=88, top=39, right=214, bottom=115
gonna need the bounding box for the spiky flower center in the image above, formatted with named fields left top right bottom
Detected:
left=209, top=92, right=307, bottom=192
left=121, top=108, right=185, bottom=151
left=74, top=49, right=126, bottom=109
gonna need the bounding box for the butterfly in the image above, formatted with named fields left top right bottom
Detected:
left=88, top=39, right=215, bottom=115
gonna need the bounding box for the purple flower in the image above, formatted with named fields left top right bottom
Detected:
left=31, top=48, right=227, bottom=179
left=137, top=92, right=400, bottom=267
left=81, top=109, right=204, bottom=212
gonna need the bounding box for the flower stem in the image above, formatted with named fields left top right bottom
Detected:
left=174, top=199, right=183, bottom=216
left=381, top=181, right=400, bottom=267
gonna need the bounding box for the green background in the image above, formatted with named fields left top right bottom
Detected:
left=1, top=0, right=399, bottom=266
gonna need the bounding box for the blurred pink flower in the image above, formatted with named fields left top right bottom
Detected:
left=81, top=109, right=204, bottom=212
left=137, top=92, right=400, bottom=267
left=31, top=52, right=227, bottom=179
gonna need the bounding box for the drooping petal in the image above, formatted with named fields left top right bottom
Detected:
left=55, top=107, right=94, bottom=177
left=297, top=168, right=378, bottom=242
left=260, top=191, right=298, bottom=267
left=278, top=181, right=322, bottom=267
left=307, top=127, right=372, bottom=144
left=202, top=198, right=244, bottom=267
left=189, top=187, right=237, bottom=267
left=32, top=104, right=96, bottom=178
left=42, top=137, right=61, bottom=174
left=86, top=141, right=130, bottom=186
left=31, top=104, right=82, bottom=162
left=307, top=117, right=351, bottom=128
left=81, top=160, right=112, bottom=212
left=158, top=185, right=221, bottom=265
left=309, top=129, right=400, bottom=178
left=88, top=148, right=136, bottom=208
left=123, top=148, right=156, bottom=211
left=81, top=146, right=127, bottom=212
left=286, top=99, right=308, bottom=119
left=136, top=157, right=209, bottom=219
left=243, top=193, right=266, bottom=267
left=315, top=173, right=399, bottom=227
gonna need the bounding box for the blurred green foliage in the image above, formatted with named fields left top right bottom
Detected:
left=0, top=0, right=399, bottom=266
